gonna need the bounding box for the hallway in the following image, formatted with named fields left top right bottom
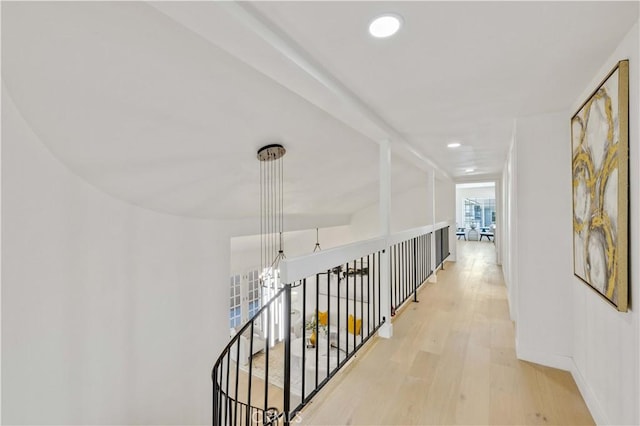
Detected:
left=299, top=240, right=594, bottom=425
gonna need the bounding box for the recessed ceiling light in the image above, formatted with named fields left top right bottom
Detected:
left=447, top=142, right=461, bottom=148
left=465, top=168, right=475, bottom=173
left=369, top=14, right=402, bottom=38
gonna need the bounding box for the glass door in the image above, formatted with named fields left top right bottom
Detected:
left=229, top=269, right=263, bottom=330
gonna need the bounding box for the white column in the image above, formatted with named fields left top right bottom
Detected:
left=494, top=178, right=502, bottom=266
left=446, top=179, right=457, bottom=263
left=427, top=170, right=438, bottom=283
left=378, top=140, right=393, bottom=338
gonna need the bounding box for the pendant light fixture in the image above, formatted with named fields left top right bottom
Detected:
left=313, top=228, right=321, bottom=252
left=258, top=144, right=286, bottom=289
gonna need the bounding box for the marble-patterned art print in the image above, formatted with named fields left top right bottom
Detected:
left=571, top=60, right=629, bottom=312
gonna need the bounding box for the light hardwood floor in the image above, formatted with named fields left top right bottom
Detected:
left=297, top=240, right=594, bottom=425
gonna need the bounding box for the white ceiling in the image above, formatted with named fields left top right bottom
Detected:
left=2, top=1, right=638, bottom=222
left=457, top=182, right=495, bottom=190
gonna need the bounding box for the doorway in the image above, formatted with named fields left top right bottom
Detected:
left=455, top=182, right=498, bottom=262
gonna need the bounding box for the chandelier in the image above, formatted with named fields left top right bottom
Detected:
left=257, top=144, right=286, bottom=288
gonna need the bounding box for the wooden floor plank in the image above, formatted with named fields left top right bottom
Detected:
left=285, top=240, right=594, bottom=425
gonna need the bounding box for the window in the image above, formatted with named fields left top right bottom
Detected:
left=247, top=270, right=261, bottom=319
left=229, top=274, right=241, bottom=329
left=463, top=198, right=496, bottom=228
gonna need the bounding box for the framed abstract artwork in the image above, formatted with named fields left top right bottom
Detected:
left=571, top=59, right=629, bottom=312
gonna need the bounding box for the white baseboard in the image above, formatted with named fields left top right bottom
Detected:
left=516, top=345, right=608, bottom=425
left=569, top=360, right=609, bottom=426
left=515, top=345, right=573, bottom=371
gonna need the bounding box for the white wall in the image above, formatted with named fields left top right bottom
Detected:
left=2, top=90, right=230, bottom=425
left=493, top=178, right=503, bottom=266
left=392, top=184, right=430, bottom=232
left=570, top=22, right=639, bottom=426
left=350, top=184, right=431, bottom=240
left=434, top=177, right=454, bottom=224
left=230, top=225, right=354, bottom=274
left=435, top=177, right=456, bottom=261
left=502, top=134, right=518, bottom=321
left=348, top=200, right=379, bottom=241
left=512, top=111, right=574, bottom=367
left=503, top=21, right=639, bottom=425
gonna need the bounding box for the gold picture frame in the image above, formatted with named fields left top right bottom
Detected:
left=571, top=59, right=629, bottom=312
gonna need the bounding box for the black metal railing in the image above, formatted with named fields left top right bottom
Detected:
left=435, top=226, right=450, bottom=268
left=389, top=232, right=432, bottom=314
left=213, top=224, right=450, bottom=425
left=286, top=251, right=385, bottom=420
left=212, top=250, right=385, bottom=425
left=212, top=286, right=288, bottom=426
left=218, top=388, right=269, bottom=426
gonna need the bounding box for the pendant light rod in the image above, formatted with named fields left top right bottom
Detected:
left=258, top=144, right=286, bottom=287
left=313, top=228, right=321, bottom=252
